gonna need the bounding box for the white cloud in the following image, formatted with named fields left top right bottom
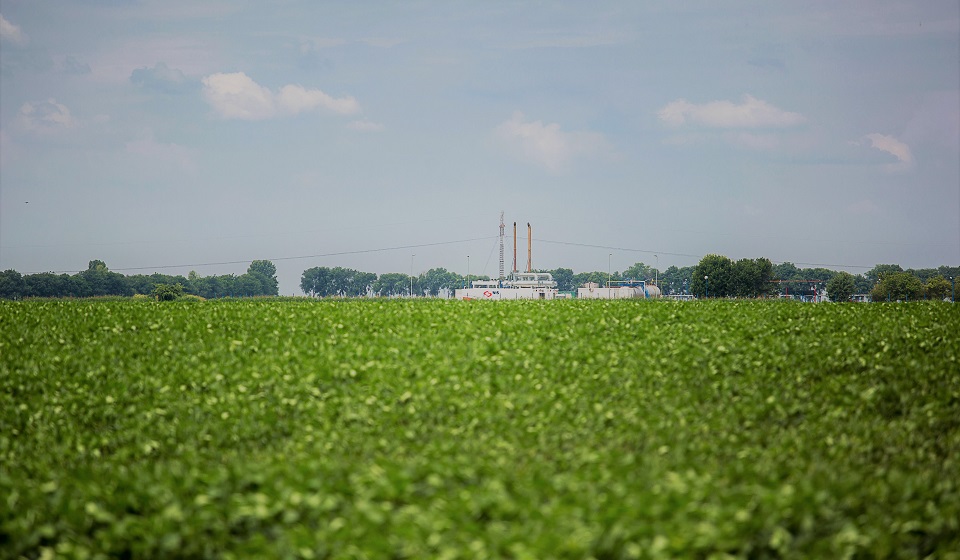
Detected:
left=347, top=119, right=384, bottom=132
left=17, top=99, right=76, bottom=132
left=0, top=14, right=26, bottom=45
left=864, top=133, right=914, bottom=171
left=658, top=95, right=805, bottom=128
left=201, top=72, right=274, bottom=120
left=201, top=72, right=360, bottom=120
left=496, top=112, right=611, bottom=173
left=276, top=84, right=360, bottom=115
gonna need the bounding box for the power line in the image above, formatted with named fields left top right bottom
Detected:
left=534, top=237, right=877, bottom=270
left=21, top=233, right=921, bottom=277
left=25, top=236, right=498, bottom=275
left=534, top=238, right=702, bottom=260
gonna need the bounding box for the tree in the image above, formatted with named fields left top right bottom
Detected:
left=692, top=254, right=733, bottom=297
left=550, top=268, right=575, bottom=292
left=372, top=273, right=410, bottom=297
left=622, top=262, right=651, bottom=281
left=572, top=271, right=608, bottom=288
left=661, top=265, right=694, bottom=295
left=352, top=272, right=377, bottom=297
left=924, top=275, right=951, bottom=301
left=236, top=273, right=264, bottom=297
left=88, top=260, right=108, bottom=272
left=870, top=272, right=923, bottom=302
left=853, top=274, right=872, bottom=294
left=79, top=260, right=132, bottom=297
left=420, top=268, right=460, bottom=296
left=0, top=270, right=26, bottom=300
left=301, top=266, right=375, bottom=297
left=248, top=260, right=278, bottom=296
left=24, top=273, right=83, bottom=298
left=216, top=274, right=238, bottom=298
left=730, top=258, right=776, bottom=298
left=826, top=272, right=856, bottom=302
left=301, top=267, right=330, bottom=297
left=153, top=283, right=183, bottom=301
left=866, top=264, right=903, bottom=287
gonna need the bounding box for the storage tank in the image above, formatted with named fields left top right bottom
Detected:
left=642, top=284, right=662, bottom=299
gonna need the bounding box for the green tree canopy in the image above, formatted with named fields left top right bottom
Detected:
left=924, top=276, right=951, bottom=301
left=153, top=283, right=184, bottom=301
left=549, top=268, right=575, bottom=292
left=730, top=258, right=776, bottom=298
left=866, top=264, right=903, bottom=287
left=572, top=271, right=609, bottom=288
left=870, top=272, right=923, bottom=302
left=692, top=254, right=733, bottom=297
left=826, top=272, right=856, bottom=302
left=660, top=265, right=694, bottom=295
left=247, top=260, right=279, bottom=296
left=622, top=262, right=651, bottom=282
left=420, top=268, right=460, bottom=296
left=80, top=260, right=132, bottom=297
left=0, top=270, right=26, bottom=300
left=372, top=273, right=411, bottom=297
left=301, top=266, right=375, bottom=297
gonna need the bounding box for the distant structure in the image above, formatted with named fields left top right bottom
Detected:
left=499, top=212, right=505, bottom=281
left=577, top=280, right=661, bottom=299
left=527, top=223, right=532, bottom=273
left=512, top=222, right=518, bottom=274
left=455, top=215, right=559, bottom=300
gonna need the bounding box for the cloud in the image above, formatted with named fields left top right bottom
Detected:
left=201, top=72, right=360, bottom=120
left=496, top=111, right=612, bottom=173
left=658, top=95, right=805, bottom=128
left=347, top=119, right=384, bottom=132
left=276, top=84, right=360, bottom=115
left=17, top=99, right=76, bottom=132
left=863, top=133, right=914, bottom=171
left=131, top=62, right=194, bottom=94
left=0, top=13, right=26, bottom=45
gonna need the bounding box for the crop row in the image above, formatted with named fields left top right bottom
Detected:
left=1, top=299, right=958, bottom=558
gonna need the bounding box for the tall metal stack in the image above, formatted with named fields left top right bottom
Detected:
left=498, top=212, right=505, bottom=281
left=527, top=223, right=532, bottom=273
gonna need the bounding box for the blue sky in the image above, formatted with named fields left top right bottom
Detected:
left=1, top=1, right=958, bottom=295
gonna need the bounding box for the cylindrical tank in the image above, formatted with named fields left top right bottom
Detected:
left=642, top=284, right=662, bottom=298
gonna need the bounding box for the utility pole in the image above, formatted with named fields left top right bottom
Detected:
left=498, top=212, right=505, bottom=281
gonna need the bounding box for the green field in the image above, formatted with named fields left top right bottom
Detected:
left=2, top=299, right=959, bottom=559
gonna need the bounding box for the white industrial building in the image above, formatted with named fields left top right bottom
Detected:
left=577, top=281, right=661, bottom=299
left=455, top=272, right=560, bottom=300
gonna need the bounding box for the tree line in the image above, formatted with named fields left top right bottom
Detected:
left=1, top=257, right=956, bottom=301
left=0, top=260, right=279, bottom=300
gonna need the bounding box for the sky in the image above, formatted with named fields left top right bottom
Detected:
left=1, top=1, right=958, bottom=295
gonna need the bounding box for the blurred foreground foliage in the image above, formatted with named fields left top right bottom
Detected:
left=1, top=299, right=958, bottom=558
